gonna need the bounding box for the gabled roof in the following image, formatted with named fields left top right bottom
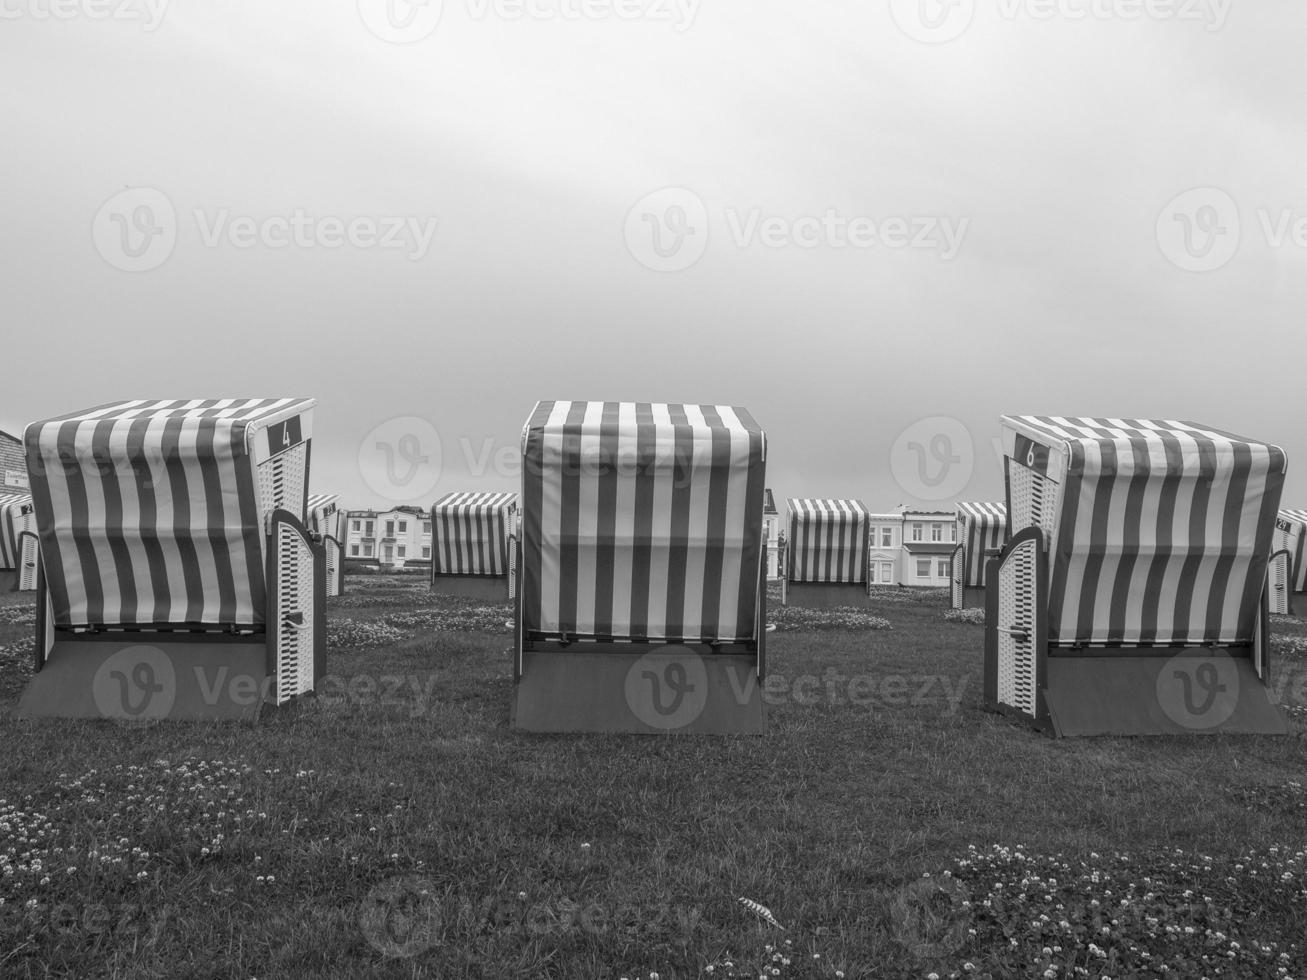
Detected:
left=763, top=489, right=777, bottom=515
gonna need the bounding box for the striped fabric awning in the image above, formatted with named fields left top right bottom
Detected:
left=521, top=401, right=767, bottom=643
left=432, top=490, right=517, bottom=577
left=307, top=493, right=341, bottom=538
left=1001, top=416, right=1287, bottom=646
left=1276, top=509, right=1307, bottom=592
left=956, top=501, right=1007, bottom=588
left=26, top=398, right=316, bottom=629
left=787, top=498, right=870, bottom=584
left=0, top=491, right=35, bottom=571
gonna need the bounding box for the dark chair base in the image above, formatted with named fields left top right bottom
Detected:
left=512, top=646, right=764, bottom=734
left=16, top=633, right=273, bottom=721
left=431, top=573, right=510, bottom=602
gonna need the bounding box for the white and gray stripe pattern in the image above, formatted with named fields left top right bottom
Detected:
left=26, top=398, right=315, bottom=628
left=956, top=501, right=1007, bottom=588
left=787, top=498, right=870, bottom=584
left=432, top=490, right=517, bottom=576
left=1003, top=415, right=1286, bottom=646
left=521, top=401, right=767, bottom=643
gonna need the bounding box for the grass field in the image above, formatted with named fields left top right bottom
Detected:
left=2, top=578, right=1306, bottom=979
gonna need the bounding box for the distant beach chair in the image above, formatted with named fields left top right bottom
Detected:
left=951, top=502, right=1007, bottom=611
left=307, top=493, right=345, bottom=597
left=429, top=491, right=518, bottom=601
left=784, top=498, right=872, bottom=609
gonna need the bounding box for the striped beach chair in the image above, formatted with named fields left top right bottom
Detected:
left=0, top=490, right=38, bottom=592
left=430, top=491, right=518, bottom=601
left=513, top=401, right=768, bottom=733
left=951, top=502, right=1007, bottom=610
left=784, top=498, right=872, bottom=608
left=16, top=398, right=326, bottom=721
left=1269, top=509, right=1307, bottom=615
left=985, top=416, right=1289, bottom=736
left=307, top=493, right=345, bottom=598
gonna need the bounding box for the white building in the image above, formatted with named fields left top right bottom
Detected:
left=866, top=512, right=903, bottom=587
left=344, top=506, right=433, bottom=568
left=900, top=509, right=958, bottom=588
left=861, top=507, right=958, bottom=588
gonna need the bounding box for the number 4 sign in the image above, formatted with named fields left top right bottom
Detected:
left=265, top=416, right=303, bottom=458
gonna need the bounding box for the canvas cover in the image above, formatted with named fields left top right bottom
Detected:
left=787, top=498, right=870, bottom=584
left=1275, top=509, right=1307, bottom=592
left=956, top=501, right=1007, bottom=589
left=432, top=490, right=517, bottom=576
left=520, top=401, right=766, bottom=643
left=0, top=491, right=34, bottom=571
left=26, top=398, right=316, bottom=628
left=1001, top=416, right=1286, bottom=646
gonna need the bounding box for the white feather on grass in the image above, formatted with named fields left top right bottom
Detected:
left=738, top=896, right=785, bottom=930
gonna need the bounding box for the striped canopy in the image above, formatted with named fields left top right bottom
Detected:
left=26, top=398, right=316, bottom=629
left=432, top=490, right=517, bottom=577
left=1001, top=416, right=1287, bottom=646
left=521, top=401, right=766, bottom=643
left=787, top=498, right=870, bottom=584
left=1275, top=509, right=1307, bottom=592
left=0, top=491, right=34, bottom=571
left=955, top=501, right=1007, bottom=589
left=307, top=493, right=341, bottom=538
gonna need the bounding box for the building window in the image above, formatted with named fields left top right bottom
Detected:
left=881, top=562, right=894, bottom=583
left=422, top=546, right=431, bottom=559
left=938, top=559, right=950, bottom=578
left=351, top=519, right=361, bottom=532
left=385, top=520, right=395, bottom=536
left=916, top=559, right=930, bottom=578
left=398, top=545, right=406, bottom=558
left=931, top=523, right=942, bottom=542
left=912, top=523, right=923, bottom=542
left=422, top=521, right=431, bottom=535
left=398, top=520, right=408, bottom=533
left=881, top=527, right=892, bottom=547
left=365, top=521, right=374, bottom=535
left=363, top=544, right=374, bottom=557
left=350, top=545, right=359, bottom=556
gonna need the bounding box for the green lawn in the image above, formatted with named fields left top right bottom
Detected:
left=1, top=578, right=1305, bottom=979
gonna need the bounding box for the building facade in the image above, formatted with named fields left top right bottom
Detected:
left=343, top=506, right=433, bottom=568
left=856, top=507, right=958, bottom=588
left=899, top=509, right=958, bottom=588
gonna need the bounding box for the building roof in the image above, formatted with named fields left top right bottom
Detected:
left=763, top=488, right=777, bottom=515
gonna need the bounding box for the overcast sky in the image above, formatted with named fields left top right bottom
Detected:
left=2, top=0, right=1304, bottom=513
